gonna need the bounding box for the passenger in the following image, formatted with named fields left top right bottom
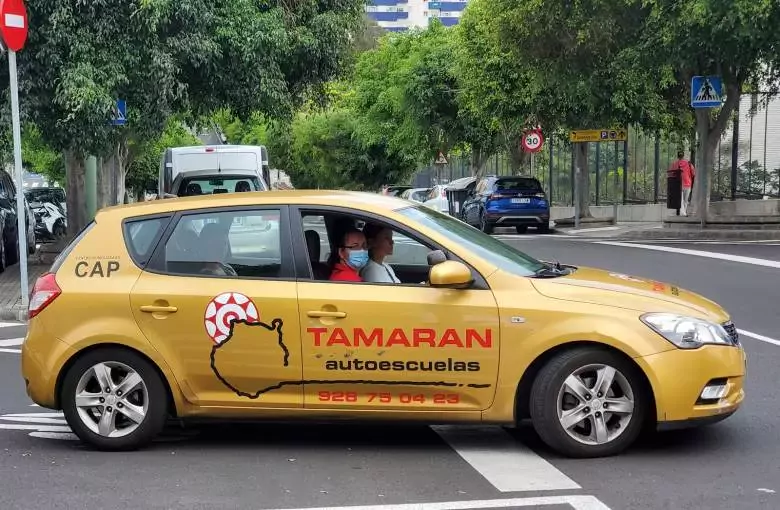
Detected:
left=360, top=223, right=400, bottom=283
left=328, top=228, right=369, bottom=282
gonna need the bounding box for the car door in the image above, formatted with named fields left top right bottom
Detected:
left=291, top=206, right=500, bottom=414
left=129, top=205, right=303, bottom=409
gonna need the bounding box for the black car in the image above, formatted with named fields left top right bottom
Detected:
left=0, top=170, right=37, bottom=273
left=461, top=175, right=551, bottom=234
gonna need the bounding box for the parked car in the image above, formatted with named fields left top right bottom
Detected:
left=25, top=186, right=67, bottom=215
left=461, top=175, right=550, bottom=234
left=0, top=169, right=36, bottom=272
left=399, top=187, right=431, bottom=203
left=380, top=184, right=413, bottom=197
left=421, top=184, right=450, bottom=213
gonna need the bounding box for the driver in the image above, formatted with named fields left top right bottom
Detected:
left=360, top=223, right=400, bottom=283
left=329, top=228, right=368, bottom=282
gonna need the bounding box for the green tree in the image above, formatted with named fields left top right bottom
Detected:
left=124, top=118, right=203, bottom=201
left=638, top=0, right=780, bottom=219
left=457, top=0, right=681, bottom=217
left=3, top=0, right=366, bottom=234
left=289, top=108, right=417, bottom=190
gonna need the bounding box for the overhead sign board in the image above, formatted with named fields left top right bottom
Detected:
left=690, top=75, right=723, bottom=108
left=569, top=129, right=627, bottom=143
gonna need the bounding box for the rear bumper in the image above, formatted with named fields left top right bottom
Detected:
left=485, top=211, right=550, bottom=225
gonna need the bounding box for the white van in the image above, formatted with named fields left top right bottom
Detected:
left=158, top=145, right=271, bottom=198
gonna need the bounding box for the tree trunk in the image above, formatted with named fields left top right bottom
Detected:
left=117, top=139, right=130, bottom=204
left=64, top=150, right=87, bottom=236
left=507, top=137, right=529, bottom=174
left=574, top=142, right=592, bottom=218
left=692, top=83, right=741, bottom=222
left=96, top=156, right=112, bottom=210
left=471, top=146, right=490, bottom=179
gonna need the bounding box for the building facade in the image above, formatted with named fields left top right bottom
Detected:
left=365, top=0, right=468, bottom=32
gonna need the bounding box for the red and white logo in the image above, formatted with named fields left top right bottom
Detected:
left=204, top=292, right=259, bottom=344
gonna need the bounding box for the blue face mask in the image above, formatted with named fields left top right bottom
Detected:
left=347, top=249, right=369, bottom=269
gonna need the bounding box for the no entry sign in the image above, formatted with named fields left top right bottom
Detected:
left=0, top=0, right=28, bottom=52
left=521, top=129, right=544, bottom=153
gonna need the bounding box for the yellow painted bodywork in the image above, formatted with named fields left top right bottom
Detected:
left=21, top=190, right=746, bottom=426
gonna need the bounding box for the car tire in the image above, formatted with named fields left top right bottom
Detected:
left=529, top=347, right=648, bottom=458
left=61, top=348, right=169, bottom=451
left=479, top=211, right=494, bottom=234
left=538, top=224, right=550, bottom=234
left=515, top=225, right=528, bottom=234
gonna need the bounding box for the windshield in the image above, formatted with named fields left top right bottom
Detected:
left=179, top=176, right=263, bottom=196
left=398, top=206, right=546, bottom=277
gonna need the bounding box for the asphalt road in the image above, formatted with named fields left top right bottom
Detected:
left=0, top=236, right=778, bottom=510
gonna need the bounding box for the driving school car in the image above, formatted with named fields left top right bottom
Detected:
left=20, top=191, right=746, bottom=457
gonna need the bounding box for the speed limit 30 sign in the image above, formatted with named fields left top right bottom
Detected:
left=521, top=129, right=544, bottom=153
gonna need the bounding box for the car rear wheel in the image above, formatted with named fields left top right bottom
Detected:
left=61, top=348, right=169, bottom=451
left=515, top=225, right=528, bottom=234
left=537, top=223, right=550, bottom=234
left=529, top=347, right=648, bottom=458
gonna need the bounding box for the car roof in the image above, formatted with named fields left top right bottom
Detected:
left=97, top=190, right=413, bottom=221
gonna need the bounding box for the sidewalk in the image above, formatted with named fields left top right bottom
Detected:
left=0, top=244, right=61, bottom=322
left=555, top=221, right=780, bottom=241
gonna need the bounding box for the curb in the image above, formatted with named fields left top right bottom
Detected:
left=0, top=305, right=27, bottom=323
left=615, top=229, right=780, bottom=241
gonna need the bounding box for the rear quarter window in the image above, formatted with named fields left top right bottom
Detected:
left=122, top=216, right=172, bottom=268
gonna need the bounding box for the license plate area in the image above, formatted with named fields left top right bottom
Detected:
left=511, top=198, right=530, bottom=204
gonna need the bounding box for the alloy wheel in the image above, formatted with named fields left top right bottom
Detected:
left=74, top=361, right=149, bottom=438
left=556, top=363, right=635, bottom=446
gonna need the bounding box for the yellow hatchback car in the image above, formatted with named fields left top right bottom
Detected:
left=21, top=191, right=746, bottom=457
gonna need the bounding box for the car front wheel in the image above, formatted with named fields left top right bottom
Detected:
left=61, top=348, right=169, bottom=451
left=529, top=347, right=648, bottom=458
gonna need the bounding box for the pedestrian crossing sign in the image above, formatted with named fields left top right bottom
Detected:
left=691, top=76, right=723, bottom=108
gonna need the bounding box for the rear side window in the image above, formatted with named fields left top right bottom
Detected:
left=123, top=216, right=171, bottom=268
left=494, top=178, right=542, bottom=192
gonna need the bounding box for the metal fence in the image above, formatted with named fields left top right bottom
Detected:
left=412, top=92, right=780, bottom=206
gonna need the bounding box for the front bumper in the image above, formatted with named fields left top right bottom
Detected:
left=636, top=344, right=746, bottom=424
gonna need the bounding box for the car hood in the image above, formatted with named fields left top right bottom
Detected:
left=530, top=266, right=729, bottom=322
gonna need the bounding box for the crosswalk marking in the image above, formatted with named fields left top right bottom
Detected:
left=432, top=426, right=580, bottom=492
left=0, top=338, right=24, bottom=347
left=0, top=322, right=23, bottom=328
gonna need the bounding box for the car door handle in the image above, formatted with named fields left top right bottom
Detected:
left=140, top=305, right=178, bottom=313
left=307, top=311, right=347, bottom=319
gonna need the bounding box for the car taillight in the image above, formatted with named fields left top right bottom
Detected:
left=28, top=273, right=61, bottom=319
left=535, top=193, right=546, bottom=198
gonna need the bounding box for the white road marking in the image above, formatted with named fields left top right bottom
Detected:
left=0, top=322, right=22, bottom=328
left=0, top=348, right=21, bottom=354
left=738, top=329, right=780, bottom=347
left=0, top=337, right=24, bottom=347
left=29, top=431, right=79, bottom=441
left=431, top=426, right=581, bottom=492
left=264, top=496, right=611, bottom=510
left=568, top=226, right=621, bottom=234
left=595, top=241, right=780, bottom=269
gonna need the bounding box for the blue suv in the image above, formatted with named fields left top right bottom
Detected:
left=461, top=175, right=550, bottom=234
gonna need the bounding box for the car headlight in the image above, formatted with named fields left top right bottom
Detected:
left=641, top=313, right=734, bottom=349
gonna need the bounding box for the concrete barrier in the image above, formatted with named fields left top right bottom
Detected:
left=552, top=199, right=780, bottom=222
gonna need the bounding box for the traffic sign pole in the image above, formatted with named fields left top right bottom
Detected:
left=8, top=49, right=28, bottom=309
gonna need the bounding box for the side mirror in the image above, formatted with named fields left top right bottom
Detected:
left=429, top=260, right=473, bottom=289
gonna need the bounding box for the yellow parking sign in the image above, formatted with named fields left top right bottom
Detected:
left=569, top=128, right=627, bottom=142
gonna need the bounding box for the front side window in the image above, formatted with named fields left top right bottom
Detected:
left=162, top=209, right=286, bottom=278
left=398, top=205, right=545, bottom=277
